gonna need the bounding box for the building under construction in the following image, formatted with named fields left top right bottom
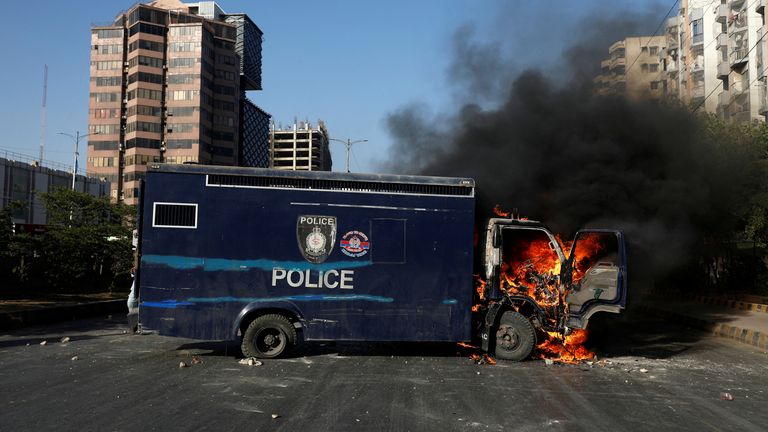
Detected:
left=270, top=121, right=332, bottom=171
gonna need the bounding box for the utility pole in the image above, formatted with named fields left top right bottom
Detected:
left=58, top=131, right=98, bottom=190
left=329, top=138, right=368, bottom=173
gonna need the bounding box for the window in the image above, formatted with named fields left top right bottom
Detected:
left=167, top=107, right=198, bottom=117
left=214, top=85, right=235, bottom=96
left=125, top=154, right=161, bottom=165
left=166, top=139, right=196, bottom=149
left=88, top=156, right=117, bottom=167
left=128, top=40, right=164, bottom=52
left=97, top=44, right=123, bottom=55
left=169, top=26, right=201, bottom=37
left=127, top=88, right=162, bottom=101
left=127, top=72, right=163, bottom=85
left=650, top=81, right=659, bottom=90
left=128, top=55, right=164, bottom=68
left=649, top=46, right=658, bottom=56
left=169, top=57, right=198, bottom=68
left=89, top=124, right=120, bottom=134
left=164, top=155, right=198, bottom=164
left=649, top=64, right=659, bottom=73
left=95, top=29, right=123, bottom=39
left=641, top=46, right=648, bottom=53
left=93, top=76, right=121, bottom=86
left=167, top=123, right=197, bottom=133
left=126, top=105, right=162, bottom=117
left=169, top=42, right=200, bottom=52
left=153, top=203, right=198, bottom=229
left=171, top=90, right=199, bottom=100
left=168, top=73, right=200, bottom=84
left=125, top=137, right=161, bottom=149
left=88, top=140, right=120, bottom=151
left=126, top=121, right=162, bottom=133
left=128, top=22, right=165, bottom=37
left=641, top=63, right=649, bottom=72
left=91, top=108, right=119, bottom=119
left=93, top=60, right=122, bottom=70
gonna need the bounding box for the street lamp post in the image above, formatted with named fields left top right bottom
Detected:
left=58, top=131, right=98, bottom=190
left=329, top=138, right=368, bottom=173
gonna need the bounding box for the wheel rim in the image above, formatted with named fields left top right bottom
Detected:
left=497, top=324, right=520, bottom=351
left=255, top=327, right=286, bottom=356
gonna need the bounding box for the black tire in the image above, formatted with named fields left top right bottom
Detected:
left=241, top=314, right=297, bottom=359
left=493, top=311, right=536, bottom=361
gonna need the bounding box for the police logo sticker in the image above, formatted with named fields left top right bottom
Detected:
left=340, top=230, right=370, bottom=258
left=297, top=215, right=337, bottom=264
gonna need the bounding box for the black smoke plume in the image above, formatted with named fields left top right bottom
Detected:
left=381, top=10, right=754, bottom=292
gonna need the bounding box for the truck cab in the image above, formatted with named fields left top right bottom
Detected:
left=479, top=218, right=627, bottom=360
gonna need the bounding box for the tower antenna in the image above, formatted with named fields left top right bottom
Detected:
left=39, top=64, right=48, bottom=165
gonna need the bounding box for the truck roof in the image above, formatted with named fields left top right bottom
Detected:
left=147, top=163, right=475, bottom=197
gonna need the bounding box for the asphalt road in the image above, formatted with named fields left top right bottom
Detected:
left=1, top=311, right=766, bottom=432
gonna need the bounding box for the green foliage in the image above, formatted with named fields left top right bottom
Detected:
left=0, top=188, right=135, bottom=293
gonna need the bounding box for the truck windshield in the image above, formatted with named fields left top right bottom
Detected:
left=499, top=228, right=562, bottom=306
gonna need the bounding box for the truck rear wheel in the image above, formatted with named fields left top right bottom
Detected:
left=241, top=314, right=297, bottom=359
left=494, top=311, right=536, bottom=361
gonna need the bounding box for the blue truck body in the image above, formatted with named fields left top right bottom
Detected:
left=138, top=164, right=476, bottom=343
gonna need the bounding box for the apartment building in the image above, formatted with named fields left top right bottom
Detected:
left=87, top=0, right=269, bottom=204
left=659, top=0, right=768, bottom=122
left=595, top=36, right=667, bottom=100
left=270, top=121, right=332, bottom=172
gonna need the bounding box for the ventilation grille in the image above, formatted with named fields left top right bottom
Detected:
left=153, top=203, right=197, bottom=228
left=207, top=174, right=473, bottom=197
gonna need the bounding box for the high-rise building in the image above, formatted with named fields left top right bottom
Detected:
left=657, top=0, right=768, bottom=122
left=270, top=121, right=332, bottom=171
left=87, top=0, right=270, bottom=204
left=594, top=36, right=667, bottom=100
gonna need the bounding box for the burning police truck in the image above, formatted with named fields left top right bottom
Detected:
left=136, top=164, right=626, bottom=361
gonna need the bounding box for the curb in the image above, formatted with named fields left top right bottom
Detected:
left=693, top=296, right=768, bottom=314
left=636, top=304, right=768, bottom=350
left=0, top=300, right=127, bottom=331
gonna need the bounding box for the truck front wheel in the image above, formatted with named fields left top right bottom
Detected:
left=241, top=314, right=297, bottom=359
left=494, top=311, right=536, bottom=361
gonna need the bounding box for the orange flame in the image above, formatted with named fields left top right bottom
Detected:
left=493, top=204, right=510, bottom=217
left=537, top=329, right=595, bottom=363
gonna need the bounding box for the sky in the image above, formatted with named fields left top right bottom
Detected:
left=0, top=0, right=665, bottom=175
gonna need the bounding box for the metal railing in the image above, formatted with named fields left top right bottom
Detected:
left=0, top=147, right=80, bottom=175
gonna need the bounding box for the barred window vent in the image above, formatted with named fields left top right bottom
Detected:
left=153, top=203, right=198, bottom=228
left=206, top=174, right=473, bottom=197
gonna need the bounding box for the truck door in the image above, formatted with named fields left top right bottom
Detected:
left=564, top=230, right=627, bottom=329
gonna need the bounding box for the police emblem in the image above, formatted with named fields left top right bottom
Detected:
left=340, top=230, right=370, bottom=258
left=297, top=215, right=337, bottom=264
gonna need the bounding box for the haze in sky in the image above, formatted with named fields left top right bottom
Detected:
left=0, top=0, right=665, bottom=174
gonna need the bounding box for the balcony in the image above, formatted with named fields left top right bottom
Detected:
left=717, top=33, right=729, bottom=49
left=610, top=57, right=626, bottom=73
left=715, top=4, right=729, bottom=23
left=729, top=12, right=748, bottom=31
left=758, top=83, right=768, bottom=115
left=758, top=0, right=766, bottom=14
left=730, top=48, right=749, bottom=67
left=731, top=79, right=749, bottom=97
left=717, top=61, right=731, bottom=79
left=692, top=85, right=706, bottom=99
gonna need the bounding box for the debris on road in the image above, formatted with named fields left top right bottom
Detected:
left=191, top=355, right=202, bottom=365
left=39, top=341, right=47, bottom=346
left=640, top=368, right=649, bottom=373
left=545, top=359, right=554, bottom=366
left=238, top=357, right=263, bottom=366
left=179, top=361, right=188, bottom=368
left=271, top=414, right=280, bottom=419
left=71, top=356, right=79, bottom=361
left=720, top=392, right=734, bottom=401
left=470, top=353, right=496, bottom=365
left=60, top=337, right=70, bottom=344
